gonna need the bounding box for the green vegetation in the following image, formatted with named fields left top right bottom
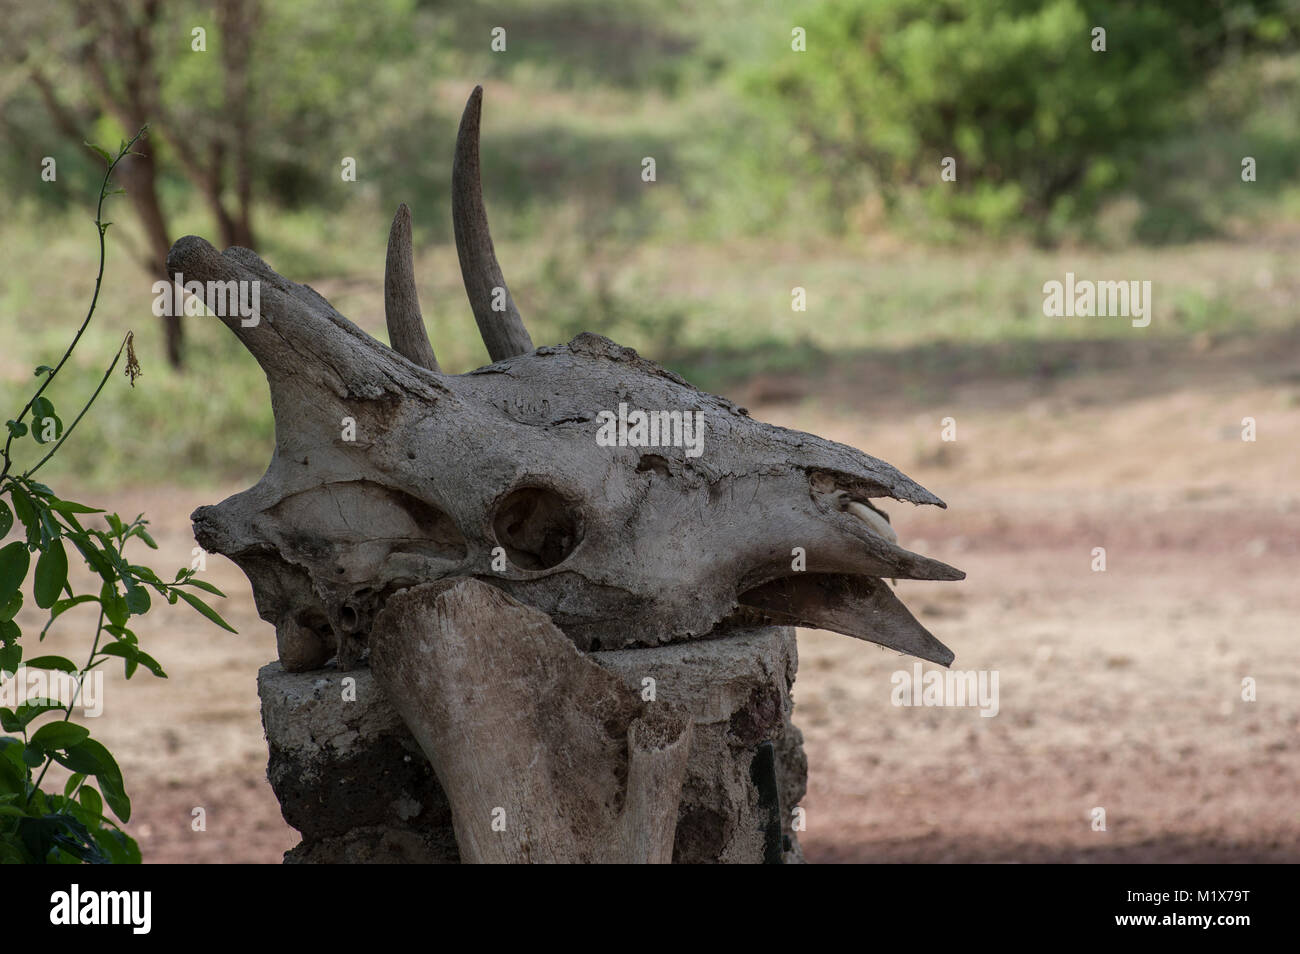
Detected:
left=1, top=134, right=236, bottom=863
left=742, top=0, right=1300, bottom=242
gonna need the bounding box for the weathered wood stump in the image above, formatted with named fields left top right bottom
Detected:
left=260, top=620, right=805, bottom=863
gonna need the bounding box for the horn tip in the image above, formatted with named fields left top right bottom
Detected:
left=390, top=202, right=412, bottom=234
left=387, top=205, right=414, bottom=260
left=462, top=85, right=483, bottom=126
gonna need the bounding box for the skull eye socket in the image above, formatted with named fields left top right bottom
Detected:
left=492, top=486, right=583, bottom=570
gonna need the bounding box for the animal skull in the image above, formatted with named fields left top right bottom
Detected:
left=170, top=87, right=964, bottom=674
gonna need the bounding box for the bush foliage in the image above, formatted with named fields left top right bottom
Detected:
left=743, top=0, right=1300, bottom=241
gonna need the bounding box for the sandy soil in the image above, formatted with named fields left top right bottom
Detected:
left=20, top=328, right=1299, bottom=863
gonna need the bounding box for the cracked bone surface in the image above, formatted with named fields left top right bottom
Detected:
left=179, top=86, right=962, bottom=863
left=371, top=579, right=693, bottom=863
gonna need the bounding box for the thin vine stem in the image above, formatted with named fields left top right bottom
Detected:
left=23, top=333, right=131, bottom=479
left=0, top=125, right=147, bottom=479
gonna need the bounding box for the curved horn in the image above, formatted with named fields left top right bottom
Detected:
left=384, top=203, right=440, bottom=371
left=452, top=86, right=534, bottom=361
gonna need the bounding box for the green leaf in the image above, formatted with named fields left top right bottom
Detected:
left=123, top=579, right=150, bottom=615
left=30, top=722, right=89, bottom=751
left=99, top=582, right=128, bottom=627
left=31, top=396, right=54, bottom=421
left=78, top=785, right=102, bottom=819
left=64, top=772, right=85, bottom=798
left=0, top=542, right=30, bottom=607
left=99, top=641, right=162, bottom=678
left=0, top=738, right=21, bottom=761
left=5, top=420, right=27, bottom=438
left=103, top=624, right=135, bottom=642
left=15, top=700, right=63, bottom=728
left=64, top=738, right=127, bottom=822
left=24, top=812, right=109, bottom=864
left=33, top=365, right=53, bottom=377
left=184, top=578, right=227, bottom=597
left=133, top=528, right=158, bottom=549
left=47, top=498, right=103, bottom=516
left=98, top=775, right=129, bottom=823
left=85, top=142, right=113, bottom=163
left=93, top=826, right=140, bottom=864
left=134, top=650, right=165, bottom=678
left=68, top=534, right=114, bottom=582
left=57, top=512, right=85, bottom=537
left=0, top=641, right=19, bottom=673
left=33, top=539, right=68, bottom=609
left=175, top=589, right=238, bottom=633
left=0, top=501, right=11, bottom=537
left=23, top=655, right=78, bottom=673
left=0, top=756, right=26, bottom=797
left=37, top=508, right=58, bottom=548
left=50, top=745, right=98, bottom=775
left=31, top=414, right=63, bottom=445
left=9, top=488, right=39, bottom=545
left=0, top=708, right=19, bottom=732
left=45, top=594, right=99, bottom=620
left=128, top=566, right=163, bottom=589
left=0, top=591, right=21, bottom=622
left=103, top=599, right=128, bottom=628
left=74, top=737, right=121, bottom=783
left=97, top=642, right=139, bottom=677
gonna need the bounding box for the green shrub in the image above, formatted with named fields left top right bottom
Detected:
left=743, top=0, right=1299, bottom=241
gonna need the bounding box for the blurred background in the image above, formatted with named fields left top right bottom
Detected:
left=1, top=0, right=1297, bottom=862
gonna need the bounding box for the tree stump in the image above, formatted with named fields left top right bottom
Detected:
left=260, top=621, right=806, bottom=863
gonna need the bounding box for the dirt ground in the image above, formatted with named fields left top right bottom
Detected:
left=23, top=328, right=1300, bottom=863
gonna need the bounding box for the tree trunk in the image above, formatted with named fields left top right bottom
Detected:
left=116, top=140, right=184, bottom=368
left=218, top=0, right=257, bottom=250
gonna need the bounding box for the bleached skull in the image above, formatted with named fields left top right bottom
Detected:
left=172, top=87, right=963, bottom=672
